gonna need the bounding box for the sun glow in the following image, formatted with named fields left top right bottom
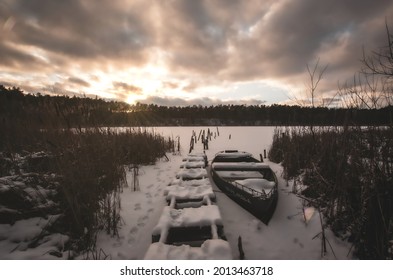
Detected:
left=121, top=63, right=169, bottom=104
left=126, top=94, right=141, bottom=105
left=134, top=78, right=162, bottom=95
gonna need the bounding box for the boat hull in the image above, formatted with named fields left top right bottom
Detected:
left=211, top=152, right=278, bottom=225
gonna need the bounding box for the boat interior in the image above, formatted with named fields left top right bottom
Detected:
left=212, top=162, right=276, bottom=182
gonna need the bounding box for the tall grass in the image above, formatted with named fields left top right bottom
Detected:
left=269, top=126, right=393, bottom=259
left=1, top=124, right=173, bottom=253
left=53, top=128, right=173, bottom=250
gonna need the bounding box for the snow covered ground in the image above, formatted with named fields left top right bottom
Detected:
left=0, top=126, right=353, bottom=259
left=96, top=126, right=352, bottom=260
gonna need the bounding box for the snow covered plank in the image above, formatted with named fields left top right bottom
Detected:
left=179, top=161, right=206, bottom=169
left=182, top=156, right=206, bottom=162
left=153, top=205, right=223, bottom=234
left=187, top=152, right=207, bottom=157
left=171, top=200, right=209, bottom=209
left=165, top=184, right=215, bottom=202
left=168, top=178, right=211, bottom=188
left=152, top=205, right=223, bottom=243
left=214, top=151, right=252, bottom=159
left=186, top=152, right=207, bottom=160
left=183, top=152, right=208, bottom=166
left=144, top=239, right=232, bottom=260
left=175, top=168, right=208, bottom=180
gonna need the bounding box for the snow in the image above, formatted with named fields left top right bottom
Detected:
left=214, top=151, right=253, bottom=158
left=152, top=205, right=223, bottom=237
left=165, top=184, right=215, bottom=201
left=0, top=215, right=70, bottom=260
left=234, top=178, right=276, bottom=192
left=216, top=170, right=264, bottom=179
left=182, top=155, right=206, bottom=162
left=0, top=126, right=353, bottom=260
left=175, top=168, right=208, bottom=180
left=143, top=239, right=232, bottom=260
left=169, top=178, right=210, bottom=187
left=179, top=160, right=206, bottom=169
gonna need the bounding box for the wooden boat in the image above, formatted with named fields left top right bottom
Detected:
left=211, top=150, right=278, bottom=224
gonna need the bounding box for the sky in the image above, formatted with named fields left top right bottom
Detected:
left=1, top=0, right=393, bottom=106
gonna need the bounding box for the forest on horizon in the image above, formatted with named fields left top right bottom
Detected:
left=1, top=84, right=392, bottom=128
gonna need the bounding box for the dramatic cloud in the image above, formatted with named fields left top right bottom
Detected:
left=68, top=77, right=90, bottom=87
left=113, top=82, right=143, bottom=94
left=1, top=0, right=393, bottom=105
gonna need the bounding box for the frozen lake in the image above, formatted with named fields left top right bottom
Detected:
left=152, top=126, right=277, bottom=160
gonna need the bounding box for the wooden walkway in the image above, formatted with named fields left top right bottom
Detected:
left=144, top=152, right=232, bottom=259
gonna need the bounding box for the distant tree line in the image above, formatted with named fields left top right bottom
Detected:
left=1, top=84, right=392, bottom=127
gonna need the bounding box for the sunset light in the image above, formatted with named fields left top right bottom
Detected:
left=1, top=0, right=392, bottom=105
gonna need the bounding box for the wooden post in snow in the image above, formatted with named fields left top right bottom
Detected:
left=189, top=135, right=194, bottom=153
left=198, top=130, right=202, bottom=141
left=132, top=164, right=139, bottom=191
left=238, top=236, right=245, bottom=260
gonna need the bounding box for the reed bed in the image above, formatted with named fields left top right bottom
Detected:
left=0, top=125, right=173, bottom=254
left=269, top=126, right=393, bottom=259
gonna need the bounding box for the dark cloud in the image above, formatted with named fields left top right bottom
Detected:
left=0, top=42, right=44, bottom=69
left=4, top=0, right=152, bottom=66
left=182, top=82, right=199, bottom=93
left=156, top=0, right=235, bottom=74
left=68, top=77, right=90, bottom=87
left=1, top=0, right=393, bottom=105
left=113, top=82, right=143, bottom=94
left=112, top=82, right=143, bottom=101
left=225, top=0, right=393, bottom=79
